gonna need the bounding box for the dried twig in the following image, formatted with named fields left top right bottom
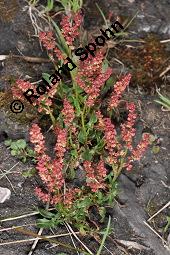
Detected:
left=159, top=65, right=170, bottom=77
left=143, top=221, right=167, bottom=245
left=0, top=54, right=50, bottom=63
left=160, top=39, right=170, bottom=43
left=148, top=201, right=170, bottom=222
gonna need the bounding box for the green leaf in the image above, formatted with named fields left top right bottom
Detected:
left=11, top=150, right=17, bottom=156
left=99, top=207, right=106, bottom=222
left=4, top=139, right=12, bottom=146
left=26, top=148, right=35, bottom=157
left=79, top=225, right=87, bottom=235
left=101, top=77, right=114, bottom=96
left=155, top=100, right=170, bottom=110
left=102, top=59, right=109, bottom=73
left=70, top=149, right=78, bottom=158
left=10, top=142, right=18, bottom=150
left=46, top=0, right=53, bottom=12
left=22, top=157, right=27, bottom=163
left=87, top=113, right=97, bottom=129
left=95, top=139, right=105, bottom=152
left=38, top=208, right=55, bottom=219
left=71, top=96, right=81, bottom=116
left=42, top=73, right=52, bottom=85
left=22, top=168, right=36, bottom=177
left=78, top=130, right=86, bottom=144
left=157, top=91, right=170, bottom=107
left=37, top=218, right=56, bottom=228
left=152, top=145, right=160, bottom=154
left=96, top=215, right=111, bottom=255
left=51, top=19, right=70, bottom=56
left=76, top=197, right=92, bottom=209
left=16, top=139, right=27, bottom=149
left=82, top=149, right=93, bottom=161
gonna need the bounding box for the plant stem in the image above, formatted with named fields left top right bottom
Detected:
left=81, top=103, right=87, bottom=138
left=70, top=72, right=87, bottom=141
left=47, top=106, right=56, bottom=126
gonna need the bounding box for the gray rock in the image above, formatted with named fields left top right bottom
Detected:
left=0, top=109, right=30, bottom=141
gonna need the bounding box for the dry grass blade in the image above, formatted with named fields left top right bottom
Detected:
left=159, top=65, right=170, bottom=77
left=115, top=240, right=149, bottom=250
left=28, top=228, right=43, bottom=255
left=143, top=221, right=167, bottom=245
left=14, top=227, right=88, bottom=254
left=65, top=222, right=94, bottom=255
left=64, top=223, right=80, bottom=255
left=28, top=202, right=49, bottom=255
left=148, top=201, right=170, bottom=222
left=0, top=162, right=20, bottom=179
left=0, top=223, right=36, bottom=232
left=0, top=169, right=15, bottom=192
left=0, top=232, right=80, bottom=246
left=0, top=208, right=55, bottom=222
left=160, top=39, right=170, bottom=43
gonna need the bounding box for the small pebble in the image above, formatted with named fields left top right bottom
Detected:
left=0, top=187, right=11, bottom=203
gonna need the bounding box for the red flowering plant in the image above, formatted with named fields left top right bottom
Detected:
left=12, top=10, right=151, bottom=234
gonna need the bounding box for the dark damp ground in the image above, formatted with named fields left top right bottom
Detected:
left=0, top=0, right=170, bottom=254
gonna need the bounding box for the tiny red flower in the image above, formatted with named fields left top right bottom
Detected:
left=39, top=31, right=56, bottom=50
left=61, top=98, right=75, bottom=127
left=121, top=102, right=137, bottom=150
left=29, top=124, right=46, bottom=154
left=60, top=11, right=83, bottom=46
left=108, top=73, right=131, bottom=109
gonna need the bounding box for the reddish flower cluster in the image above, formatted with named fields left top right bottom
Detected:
left=108, top=73, right=131, bottom=109
left=63, top=188, right=80, bottom=207
left=103, top=117, right=122, bottom=165
left=131, top=133, right=150, bottom=160
left=54, top=126, right=67, bottom=162
left=95, top=110, right=105, bottom=130
left=121, top=102, right=137, bottom=150
left=125, top=133, right=150, bottom=171
left=35, top=187, right=50, bottom=203
left=103, top=118, right=117, bottom=151
left=11, top=80, right=35, bottom=101
left=29, top=124, right=46, bottom=154
left=61, top=98, right=75, bottom=127
left=39, top=31, right=56, bottom=50
left=76, top=50, right=112, bottom=106
left=39, top=30, right=66, bottom=62
left=83, top=159, right=107, bottom=192
left=12, top=78, right=59, bottom=113
left=95, top=105, right=150, bottom=171
left=36, top=83, right=59, bottom=113
left=60, top=11, right=83, bottom=46
left=29, top=124, right=68, bottom=204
